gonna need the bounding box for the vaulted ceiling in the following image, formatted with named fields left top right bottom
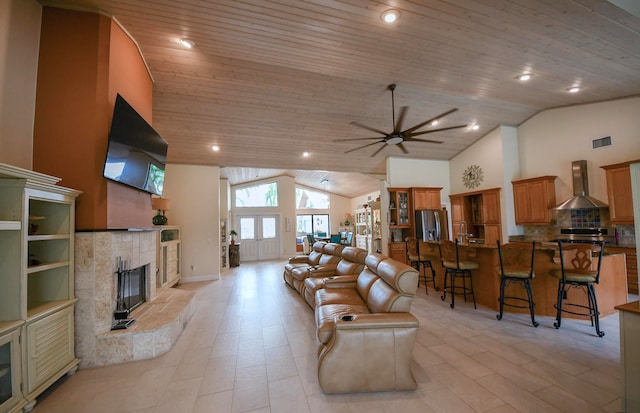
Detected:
left=42, top=0, right=640, bottom=197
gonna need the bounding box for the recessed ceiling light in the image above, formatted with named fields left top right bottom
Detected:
left=471, top=123, right=480, bottom=131
left=567, top=86, right=581, bottom=93
left=381, top=9, right=399, bottom=23
left=517, top=73, right=532, bottom=81
left=431, top=119, right=439, bottom=126
left=211, top=145, right=220, bottom=152
left=302, top=152, right=310, bottom=157
left=179, top=38, right=194, bottom=48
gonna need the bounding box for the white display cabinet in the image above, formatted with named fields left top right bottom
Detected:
left=157, top=226, right=181, bottom=288
left=0, top=163, right=80, bottom=412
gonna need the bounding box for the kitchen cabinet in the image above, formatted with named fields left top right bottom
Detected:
left=602, top=161, right=637, bottom=224
left=449, top=188, right=502, bottom=245
left=388, top=242, right=407, bottom=264
left=411, top=188, right=442, bottom=210
left=157, top=227, right=181, bottom=288
left=0, top=163, right=81, bottom=412
left=512, top=176, right=557, bottom=225
left=607, top=246, right=638, bottom=294
left=388, top=188, right=411, bottom=228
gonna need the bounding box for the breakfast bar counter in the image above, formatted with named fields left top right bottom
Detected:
left=424, top=241, right=628, bottom=317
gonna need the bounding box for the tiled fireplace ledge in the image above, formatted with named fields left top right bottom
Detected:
left=94, top=287, right=196, bottom=366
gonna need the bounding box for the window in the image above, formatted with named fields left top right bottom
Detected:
left=297, top=214, right=329, bottom=238
left=235, top=182, right=278, bottom=207
left=296, top=187, right=330, bottom=209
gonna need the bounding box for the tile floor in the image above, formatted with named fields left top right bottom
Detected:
left=34, top=259, right=628, bottom=413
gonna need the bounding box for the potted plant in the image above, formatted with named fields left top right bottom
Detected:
left=229, top=229, right=238, bottom=245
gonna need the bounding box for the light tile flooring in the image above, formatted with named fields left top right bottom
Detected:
left=34, top=259, right=628, bottom=413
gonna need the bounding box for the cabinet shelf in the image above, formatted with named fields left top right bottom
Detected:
left=28, top=234, right=69, bottom=241
left=26, top=299, right=76, bottom=322
left=0, top=221, right=21, bottom=230
left=27, top=261, right=69, bottom=274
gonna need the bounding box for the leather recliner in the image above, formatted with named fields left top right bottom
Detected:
left=314, top=253, right=419, bottom=394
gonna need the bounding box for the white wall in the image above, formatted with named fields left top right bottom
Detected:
left=387, top=157, right=450, bottom=201
left=163, top=163, right=220, bottom=281
left=0, top=0, right=41, bottom=169
left=518, top=97, right=640, bottom=205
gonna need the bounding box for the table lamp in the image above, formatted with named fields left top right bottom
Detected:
left=152, top=197, right=170, bottom=225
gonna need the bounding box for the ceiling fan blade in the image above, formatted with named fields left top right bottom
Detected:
left=408, top=124, right=468, bottom=137
left=370, top=143, right=388, bottom=157
left=394, top=106, right=408, bottom=133
left=403, top=108, right=459, bottom=134
left=350, top=121, right=390, bottom=137
left=344, top=140, right=384, bottom=154
left=397, top=142, right=409, bottom=154
left=333, top=136, right=385, bottom=142
left=403, top=136, right=443, bottom=144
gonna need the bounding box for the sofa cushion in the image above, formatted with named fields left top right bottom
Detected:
left=315, top=287, right=365, bottom=308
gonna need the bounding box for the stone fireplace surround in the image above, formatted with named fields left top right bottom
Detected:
left=75, top=229, right=195, bottom=368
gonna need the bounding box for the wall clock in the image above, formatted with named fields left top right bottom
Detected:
left=462, top=164, right=483, bottom=189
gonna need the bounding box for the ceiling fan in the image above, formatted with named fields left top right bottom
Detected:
left=335, top=84, right=467, bottom=157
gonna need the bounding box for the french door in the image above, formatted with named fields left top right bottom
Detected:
left=238, top=214, right=280, bottom=261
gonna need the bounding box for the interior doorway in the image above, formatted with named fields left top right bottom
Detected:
left=237, top=214, right=280, bottom=261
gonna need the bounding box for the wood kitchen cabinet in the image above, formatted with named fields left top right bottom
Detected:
left=602, top=161, right=637, bottom=224
left=411, top=187, right=442, bottom=210
left=388, top=242, right=407, bottom=264
left=388, top=188, right=411, bottom=228
left=512, top=176, right=557, bottom=225
left=449, top=188, right=502, bottom=245
left=607, top=246, right=638, bottom=294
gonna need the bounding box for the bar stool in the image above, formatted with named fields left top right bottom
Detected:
left=552, top=241, right=605, bottom=337
left=495, top=240, right=538, bottom=327
left=439, top=239, right=478, bottom=309
left=407, top=237, right=438, bottom=294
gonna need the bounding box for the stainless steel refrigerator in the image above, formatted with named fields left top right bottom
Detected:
left=415, top=210, right=449, bottom=241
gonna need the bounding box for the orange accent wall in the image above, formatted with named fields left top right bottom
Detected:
left=33, top=7, right=154, bottom=230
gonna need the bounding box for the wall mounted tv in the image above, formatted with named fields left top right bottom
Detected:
left=103, top=94, right=168, bottom=196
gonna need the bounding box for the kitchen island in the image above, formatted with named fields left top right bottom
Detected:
left=422, top=241, right=628, bottom=317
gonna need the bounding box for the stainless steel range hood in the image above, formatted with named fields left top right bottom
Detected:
left=554, top=160, right=608, bottom=210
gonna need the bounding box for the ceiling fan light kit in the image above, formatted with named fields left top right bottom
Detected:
left=334, top=84, right=468, bottom=157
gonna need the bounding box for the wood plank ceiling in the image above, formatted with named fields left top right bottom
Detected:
left=42, top=0, right=640, bottom=198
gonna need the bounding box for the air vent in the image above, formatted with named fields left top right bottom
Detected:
left=592, top=136, right=612, bottom=149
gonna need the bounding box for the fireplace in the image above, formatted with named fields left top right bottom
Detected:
left=116, top=262, right=147, bottom=315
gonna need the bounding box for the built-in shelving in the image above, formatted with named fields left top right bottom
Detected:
left=0, top=162, right=81, bottom=412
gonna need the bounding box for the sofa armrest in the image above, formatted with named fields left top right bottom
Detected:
left=317, top=312, right=418, bottom=394
left=323, top=275, right=358, bottom=289
left=308, top=265, right=338, bottom=278
left=288, top=256, right=310, bottom=264
left=334, top=312, right=418, bottom=329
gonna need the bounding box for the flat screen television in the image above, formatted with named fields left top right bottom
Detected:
left=103, top=94, right=168, bottom=196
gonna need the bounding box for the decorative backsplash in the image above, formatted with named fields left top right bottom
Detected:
left=570, top=209, right=602, bottom=227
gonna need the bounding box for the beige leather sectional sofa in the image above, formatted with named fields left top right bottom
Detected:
left=284, top=243, right=420, bottom=394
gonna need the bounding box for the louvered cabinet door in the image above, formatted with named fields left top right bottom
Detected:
left=25, top=306, right=74, bottom=393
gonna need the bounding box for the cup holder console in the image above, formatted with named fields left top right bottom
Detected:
left=340, top=315, right=355, bottom=321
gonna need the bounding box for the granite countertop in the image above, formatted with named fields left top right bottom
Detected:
left=616, top=300, right=640, bottom=314
left=508, top=235, right=636, bottom=249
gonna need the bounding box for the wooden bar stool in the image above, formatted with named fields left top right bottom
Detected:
left=439, top=239, right=478, bottom=309
left=552, top=241, right=605, bottom=337
left=407, top=237, right=438, bottom=294
left=495, top=240, right=538, bottom=327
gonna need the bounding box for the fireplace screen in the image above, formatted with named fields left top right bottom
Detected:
left=117, top=264, right=146, bottom=313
